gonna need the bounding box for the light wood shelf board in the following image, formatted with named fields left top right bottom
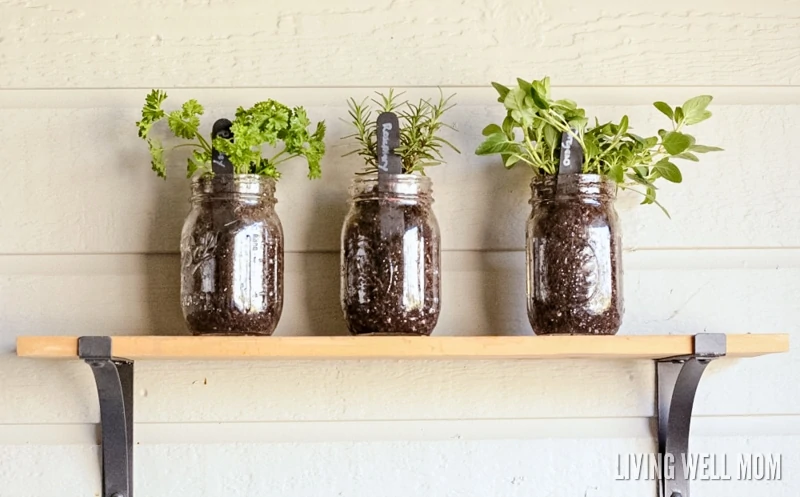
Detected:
left=15, top=334, right=789, bottom=360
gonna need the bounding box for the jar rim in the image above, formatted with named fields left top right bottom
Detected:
left=191, top=174, right=277, bottom=201
left=193, top=173, right=277, bottom=184
left=350, top=173, right=432, bottom=187
left=348, top=173, right=434, bottom=201
left=529, top=173, right=616, bottom=202
left=529, top=173, right=614, bottom=187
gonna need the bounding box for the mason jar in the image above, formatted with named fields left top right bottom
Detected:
left=340, top=175, right=441, bottom=335
left=526, top=174, right=623, bottom=335
left=180, top=175, right=284, bottom=336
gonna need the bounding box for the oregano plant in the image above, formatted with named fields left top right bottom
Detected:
left=475, top=77, right=722, bottom=214
left=136, top=89, right=326, bottom=180
left=343, top=89, right=460, bottom=174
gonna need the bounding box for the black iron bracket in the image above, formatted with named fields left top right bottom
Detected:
left=78, top=336, right=134, bottom=497
left=656, top=333, right=727, bottom=497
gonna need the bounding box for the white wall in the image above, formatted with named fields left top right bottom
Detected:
left=1, top=1, right=798, bottom=496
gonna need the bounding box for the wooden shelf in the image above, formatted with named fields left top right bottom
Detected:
left=16, top=334, right=789, bottom=360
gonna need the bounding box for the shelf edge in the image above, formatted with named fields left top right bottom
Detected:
left=15, top=334, right=790, bottom=360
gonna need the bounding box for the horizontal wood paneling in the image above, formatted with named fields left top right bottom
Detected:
left=2, top=1, right=798, bottom=494
left=1, top=96, right=799, bottom=253
left=2, top=0, right=799, bottom=88
left=0, top=437, right=795, bottom=497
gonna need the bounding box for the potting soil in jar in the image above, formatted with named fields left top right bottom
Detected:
left=526, top=174, right=623, bottom=335
left=180, top=175, right=284, bottom=335
left=340, top=175, right=441, bottom=335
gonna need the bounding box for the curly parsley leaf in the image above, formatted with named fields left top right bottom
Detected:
left=303, top=121, right=327, bottom=179
left=168, top=99, right=204, bottom=140
left=136, top=90, right=211, bottom=180
left=138, top=91, right=325, bottom=181
left=148, top=138, right=166, bottom=178
left=211, top=101, right=326, bottom=178
left=136, top=89, right=167, bottom=139
left=187, top=149, right=212, bottom=179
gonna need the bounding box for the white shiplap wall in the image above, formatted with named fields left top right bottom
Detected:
left=1, top=1, right=798, bottom=496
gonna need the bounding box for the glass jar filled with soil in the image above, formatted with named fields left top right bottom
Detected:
left=341, top=175, right=441, bottom=335
left=526, top=174, right=623, bottom=335
left=181, top=175, right=283, bottom=335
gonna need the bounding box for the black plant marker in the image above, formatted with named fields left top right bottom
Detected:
left=557, top=127, right=583, bottom=176
left=376, top=112, right=403, bottom=175
left=209, top=119, right=235, bottom=232
left=375, top=112, right=404, bottom=239
left=211, top=118, right=234, bottom=175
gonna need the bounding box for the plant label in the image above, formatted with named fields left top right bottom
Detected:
left=557, top=128, right=583, bottom=175
left=211, top=118, right=235, bottom=175
left=376, top=112, right=402, bottom=174
left=376, top=112, right=404, bottom=237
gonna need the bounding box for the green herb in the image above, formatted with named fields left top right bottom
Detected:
left=475, top=77, right=722, bottom=214
left=343, top=89, right=460, bottom=174
left=136, top=89, right=326, bottom=180
left=136, top=89, right=207, bottom=178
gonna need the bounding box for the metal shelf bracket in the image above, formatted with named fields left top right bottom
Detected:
left=656, top=333, right=727, bottom=497
left=78, top=336, right=134, bottom=497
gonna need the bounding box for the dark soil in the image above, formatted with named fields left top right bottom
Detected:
left=181, top=191, right=283, bottom=336
left=527, top=179, right=622, bottom=335
left=341, top=196, right=440, bottom=335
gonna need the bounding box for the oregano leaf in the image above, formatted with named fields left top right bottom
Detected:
left=531, top=90, right=550, bottom=110
left=690, top=144, right=724, bottom=153
left=682, top=95, right=713, bottom=124
left=543, top=125, right=559, bottom=150
left=618, top=115, right=629, bottom=135
left=502, top=115, right=515, bottom=139
left=504, top=87, right=527, bottom=112
left=653, top=101, right=673, bottom=120
left=674, top=106, right=685, bottom=124
left=492, top=82, right=511, bottom=103
left=674, top=152, right=699, bottom=162
left=482, top=124, right=503, bottom=136
left=516, top=78, right=532, bottom=93
left=685, top=110, right=713, bottom=125
left=663, top=131, right=692, bottom=155
left=610, top=163, right=624, bottom=183
left=654, top=159, right=682, bottom=183
left=476, top=133, right=517, bottom=155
